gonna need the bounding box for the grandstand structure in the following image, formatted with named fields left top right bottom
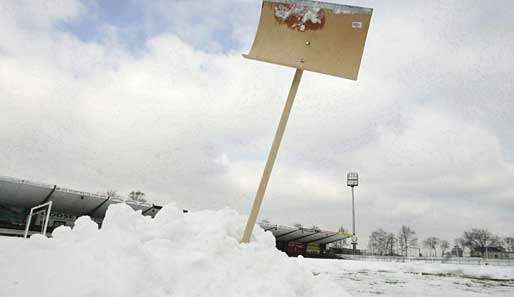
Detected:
left=0, top=176, right=161, bottom=237
left=259, top=222, right=351, bottom=257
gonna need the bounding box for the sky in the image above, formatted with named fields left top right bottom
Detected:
left=1, top=0, right=513, bottom=248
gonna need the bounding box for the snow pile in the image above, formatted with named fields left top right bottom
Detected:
left=0, top=204, right=348, bottom=297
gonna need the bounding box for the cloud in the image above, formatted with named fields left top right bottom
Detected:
left=0, top=0, right=513, bottom=246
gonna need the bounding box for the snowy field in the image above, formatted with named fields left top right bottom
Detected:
left=0, top=204, right=512, bottom=297
left=300, top=258, right=514, bottom=297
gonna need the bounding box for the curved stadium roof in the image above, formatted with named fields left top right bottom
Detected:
left=0, top=176, right=160, bottom=218
left=259, top=222, right=351, bottom=245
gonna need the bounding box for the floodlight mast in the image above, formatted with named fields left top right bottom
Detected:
left=347, top=172, right=358, bottom=254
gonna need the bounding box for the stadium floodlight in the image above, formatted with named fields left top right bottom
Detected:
left=347, top=172, right=358, bottom=187
left=347, top=172, right=358, bottom=253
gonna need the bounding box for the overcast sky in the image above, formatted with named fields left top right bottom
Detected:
left=1, top=0, right=513, bottom=247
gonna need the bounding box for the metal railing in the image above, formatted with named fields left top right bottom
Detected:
left=340, top=255, right=514, bottom=266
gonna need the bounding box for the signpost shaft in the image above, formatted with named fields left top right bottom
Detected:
left=241, top=68, right=303, bottom=243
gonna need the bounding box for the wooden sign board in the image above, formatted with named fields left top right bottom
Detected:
left=240, top=0, right=373, bottom=243
left=244, top=0, right=373, bottom=80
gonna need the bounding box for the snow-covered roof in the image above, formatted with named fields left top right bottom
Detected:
left=0, top=176, right=159, bottom=218
left=259, top=222, right=351, bottom=244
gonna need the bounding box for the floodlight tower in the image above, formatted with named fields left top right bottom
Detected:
left=347, top=172, right=358, bottom=254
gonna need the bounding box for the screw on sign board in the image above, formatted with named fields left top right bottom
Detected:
left=241, top=0, right=373, bottom=243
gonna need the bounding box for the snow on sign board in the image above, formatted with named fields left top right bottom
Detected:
left=244, top=0, right=373, bottom=80
left=273, top=2, right=325, bottom=31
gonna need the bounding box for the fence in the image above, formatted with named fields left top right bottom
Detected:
left=339, top=255, right=514, bottom=267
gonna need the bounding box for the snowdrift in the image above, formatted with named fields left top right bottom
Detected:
left=0, top=204, right=348, bottom=297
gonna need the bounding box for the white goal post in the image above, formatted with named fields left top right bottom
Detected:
left=23, top=201, right=53, bottom=238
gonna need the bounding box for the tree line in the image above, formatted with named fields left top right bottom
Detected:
left=367, top=226, right=514, bottom=257
left=106, top=190, right=148, bottom=203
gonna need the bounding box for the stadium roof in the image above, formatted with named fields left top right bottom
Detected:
left=0, top=176, right=160, bottom=218
left=258, top=222, right=351, bottom=245
left=1, top=176, right=347, bottom=244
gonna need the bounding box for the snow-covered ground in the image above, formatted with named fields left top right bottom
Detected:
left=0, top=204, right=347, bottom=297
left=0, top=204, right=512, bottom=297
left=300, top=258, right=514, bottom=297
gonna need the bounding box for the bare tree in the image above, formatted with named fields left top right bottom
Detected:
left=332, top=225, right=349, bottom=249
left=461, top=229, right=500, bottom=257
left=106, top=190, right=120, bottom=198
left=398, top=225, right=418, bottom=256
left=293, top=223, right=303, bottom=229
left=502, top=237, right=514, bottom=252
left=384, top=233, right=397, bottom=256
left=454, top=238, right=466, bottom=257
left=128, top=191, right=147, bottom=203
left=369, top=229, right=385, bottom=255
left=439, top=240, right=449, bottom=257
left=337, top=225, right=347, bottom=233
left=423, top=237, right=439, bottom=256
left=369, top=229, right=395, bottom=256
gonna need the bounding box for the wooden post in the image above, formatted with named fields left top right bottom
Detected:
left=241, top=68, right=303, bottom=243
